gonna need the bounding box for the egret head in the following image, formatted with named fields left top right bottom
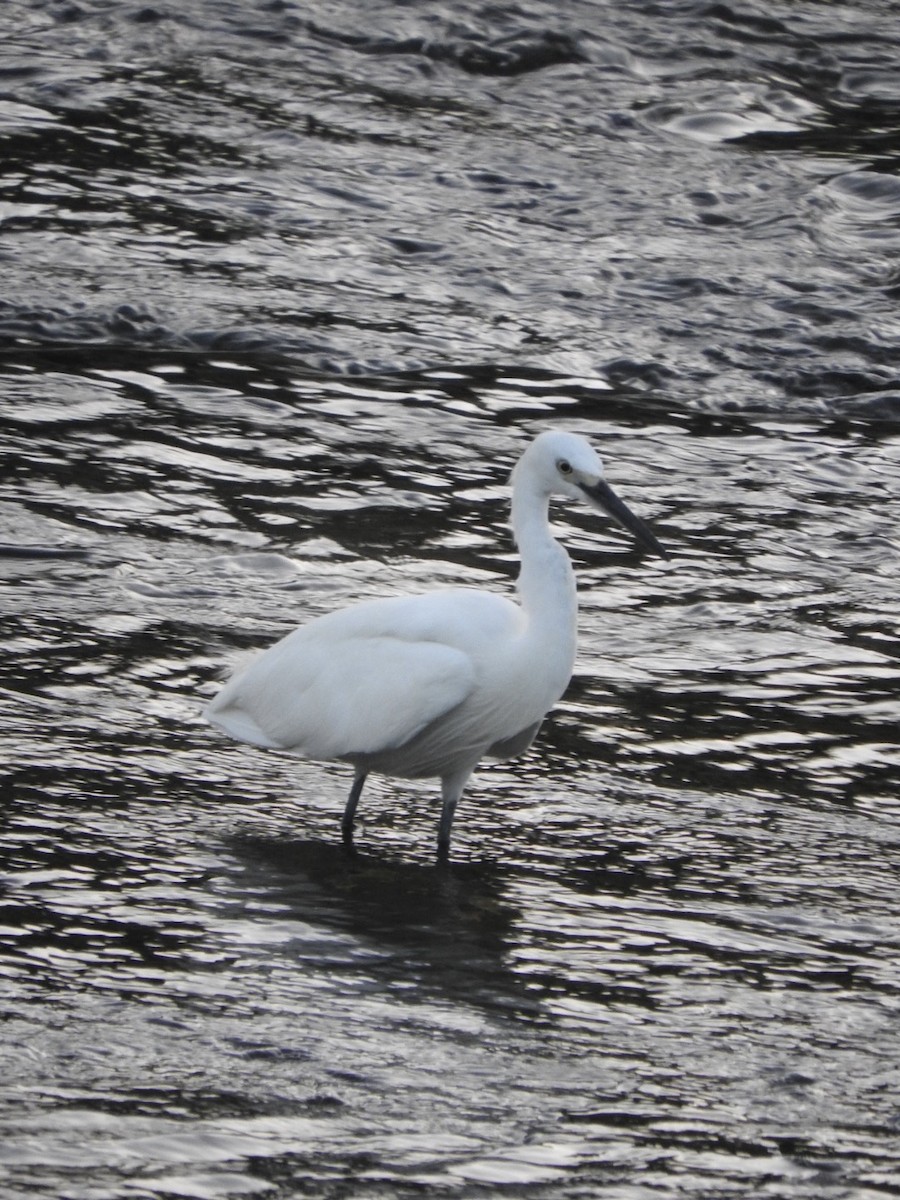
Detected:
left=515, top=430, right=668, bottom=559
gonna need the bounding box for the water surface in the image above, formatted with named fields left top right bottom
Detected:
left=2, top=2, right=900, bottom=1197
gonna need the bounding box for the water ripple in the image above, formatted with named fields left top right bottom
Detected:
left=3, top=2, right=900, bottom=1196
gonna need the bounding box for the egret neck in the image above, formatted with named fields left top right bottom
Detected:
left=511, top=474, right=578, bottom=693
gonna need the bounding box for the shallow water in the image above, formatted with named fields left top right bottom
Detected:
left=2, top=2, right=900, bottom=1197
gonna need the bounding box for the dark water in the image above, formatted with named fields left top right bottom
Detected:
left=3, top=2, right=900, bottom=1197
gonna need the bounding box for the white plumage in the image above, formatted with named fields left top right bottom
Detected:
left=204, top=430, right=666, bottom=856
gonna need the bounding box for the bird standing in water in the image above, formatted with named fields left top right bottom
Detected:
left=204, top=430, right=666, bottom=857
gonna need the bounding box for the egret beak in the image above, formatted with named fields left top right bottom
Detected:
left=581, top=479, right=669, bottom=560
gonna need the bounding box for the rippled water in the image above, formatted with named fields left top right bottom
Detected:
left=3, top=2, right=900, bottom=1197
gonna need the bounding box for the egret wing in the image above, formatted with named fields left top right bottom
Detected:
left=205, top=630, right=476, bottom=761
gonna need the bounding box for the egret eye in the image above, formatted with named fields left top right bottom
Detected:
left=557, top=459, right=573, bottom=476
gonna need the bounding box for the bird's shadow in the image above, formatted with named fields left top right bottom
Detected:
left=225, top=832, right=545, bottom=1022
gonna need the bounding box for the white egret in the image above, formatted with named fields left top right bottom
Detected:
left=204, top=430, right=666, bottom=857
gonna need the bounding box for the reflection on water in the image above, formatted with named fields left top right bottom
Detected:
left=3, top=0, right=900, bottom=1196
left=226, top=835, right=536, bottom=1020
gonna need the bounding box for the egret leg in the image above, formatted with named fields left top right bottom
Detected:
left=342, top=769, right=367, bottom=846
left=437, top=767, right=473, bottom=860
